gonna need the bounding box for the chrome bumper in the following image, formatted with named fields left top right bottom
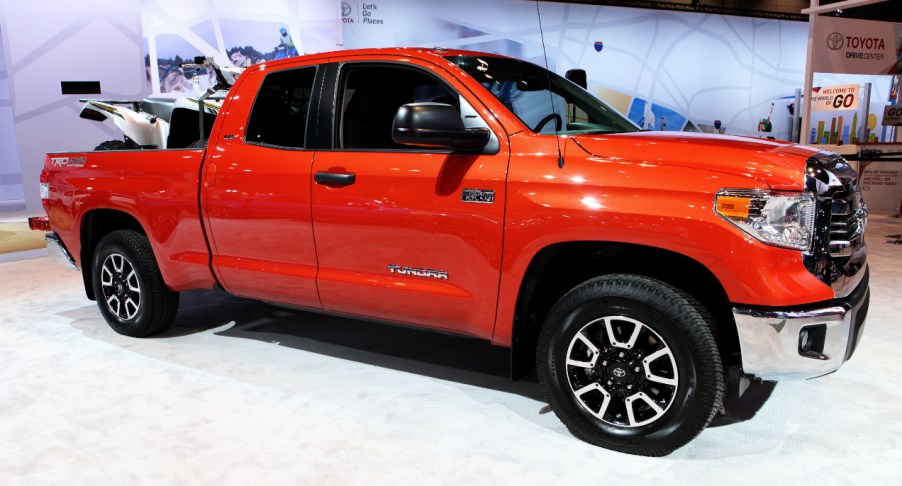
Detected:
left=46, top=232, right=79, bottom=271
left=733, top=268, right=869, bottom=381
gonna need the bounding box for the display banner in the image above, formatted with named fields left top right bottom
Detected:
left=141, top=0, right=341, bottom=94
left=810, top=84, right=860, bottom=111
left=811, top=16, right=901, bottom=75
left=883, top=105, right=902, bottom=126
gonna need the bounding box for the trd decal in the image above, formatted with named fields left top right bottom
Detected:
left=51, top=156, right=87, bottom=168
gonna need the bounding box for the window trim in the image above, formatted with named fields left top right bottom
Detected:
left=326, top=61, right=499, bottom=155
left=243, top=64, right=321, bottom=151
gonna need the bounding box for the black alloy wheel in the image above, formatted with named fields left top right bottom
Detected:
left=565, top=315, right=680, bottom=427
left=100, top=252, right=142, bottom=321
left=91, top=230, right=179, bottom=337
left=537, top=274, right=724, bottom=456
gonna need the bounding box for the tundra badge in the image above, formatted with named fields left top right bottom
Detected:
left=388, top=265, right=449, bottom=280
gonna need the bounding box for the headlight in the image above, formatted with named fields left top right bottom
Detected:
left=715, top=190, right=815, bottom=250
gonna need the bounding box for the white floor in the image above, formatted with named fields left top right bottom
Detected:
left=2, top=216, right=901, bottom=484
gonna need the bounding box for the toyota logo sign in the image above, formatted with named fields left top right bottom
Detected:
left=826, top=32, right=844, bottom=50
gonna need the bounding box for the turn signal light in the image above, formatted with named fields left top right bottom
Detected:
left=715, top=196, right=751, bottom=218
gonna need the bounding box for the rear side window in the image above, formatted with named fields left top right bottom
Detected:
left=246, top=67, right=316, bottom=149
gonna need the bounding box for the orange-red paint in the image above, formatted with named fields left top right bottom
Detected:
left=40, top=48, right=835, bottom=347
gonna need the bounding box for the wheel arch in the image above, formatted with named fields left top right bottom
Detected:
left=80, top=208, right=147, bottom=301
left=510, top=241, right=737, bottom=380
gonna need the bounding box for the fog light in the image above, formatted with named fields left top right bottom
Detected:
left=799, top=324, right=827, bottom=359
left=800, top=329, right=811, bottom=353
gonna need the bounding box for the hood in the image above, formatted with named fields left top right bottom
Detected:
left=568, top=131, right=820, bottom=191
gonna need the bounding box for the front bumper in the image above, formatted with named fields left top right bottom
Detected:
left=733, top=267, right=869, bottom=381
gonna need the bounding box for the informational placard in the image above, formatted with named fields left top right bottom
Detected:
left=860, top=162, right=902, bottom=211
left=811, top=16, right=901, bottom=75
left=810, top=84, right=860, bottom=111
left=883, top=105, right=902, bottom=126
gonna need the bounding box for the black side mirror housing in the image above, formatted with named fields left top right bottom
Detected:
left=565, top=69, right=587, bottom=90
left=392, top=103, right=489, bottom=151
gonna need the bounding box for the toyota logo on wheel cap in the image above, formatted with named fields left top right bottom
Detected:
left=826, top=32, right=844, bottom=50
left=612, top=367, right=626, bottom=378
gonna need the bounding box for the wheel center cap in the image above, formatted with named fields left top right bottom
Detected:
left=607, top=362, right=633, bottom=384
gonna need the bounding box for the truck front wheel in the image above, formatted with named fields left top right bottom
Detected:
left=537, top=274, right=724, bottom=456
left=91, top=230, right=179, bottom=337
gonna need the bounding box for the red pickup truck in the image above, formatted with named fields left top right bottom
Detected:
left=30, top=48, right=869, bottom=456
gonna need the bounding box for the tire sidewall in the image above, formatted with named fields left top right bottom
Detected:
left=539, top=277, right=721, bottom=454
left=92, top=233, right=150, bottom=334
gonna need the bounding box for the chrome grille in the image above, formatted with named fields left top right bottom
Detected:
left=827, top=184, right=866, bottom=257
left=803, top=152, right=868, bottom=297
left=830, top=201, right=854, bottom=238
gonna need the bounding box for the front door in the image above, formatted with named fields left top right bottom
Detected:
left=311, top=60, right=509, bottom=339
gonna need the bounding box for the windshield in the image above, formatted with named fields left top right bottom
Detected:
left=447, top=56, right=639, bottom=135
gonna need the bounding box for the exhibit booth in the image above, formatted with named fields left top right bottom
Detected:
left=0, top=0, right=901, bottom=482
left=799, top=4, right=902, bottom=214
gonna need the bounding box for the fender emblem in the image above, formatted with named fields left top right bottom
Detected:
left=462, top=188, right=494, bottom=204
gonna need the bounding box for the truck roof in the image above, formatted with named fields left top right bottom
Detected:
left=252, top=47, right=508, bottom=69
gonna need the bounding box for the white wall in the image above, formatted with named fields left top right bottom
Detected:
left=0, top=0, right=342, bottom=214
left=341, top=0, right=810, bottom=140
left=0, top=25, right=25, bottom=210
left=0, top=0, right=892, bottom=215
left=0, top=0, right=145, bottom=213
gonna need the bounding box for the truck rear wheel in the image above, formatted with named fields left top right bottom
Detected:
left=91, top=230, right=179, bottom=337
left=537, top=274, right=724, bottom=456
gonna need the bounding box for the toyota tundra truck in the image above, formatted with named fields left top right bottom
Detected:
left=30, top=48, right=870, bottom=456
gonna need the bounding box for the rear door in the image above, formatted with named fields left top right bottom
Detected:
left=310, top=58, right=510, bottom=339
left=202, top=63, right=323, bottom=308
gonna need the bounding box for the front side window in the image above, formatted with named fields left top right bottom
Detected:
left=447, top=56, right=639, bottom=135
left=246, top=66, right=316, bottom=148
left=338, top=65, right=459, bottom=150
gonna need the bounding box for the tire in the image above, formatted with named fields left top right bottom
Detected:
left=537, top=274, right=724, bottom=456
left=91, top=230, right=179, bottom=337
left=94, top=140, right=128, bottom=151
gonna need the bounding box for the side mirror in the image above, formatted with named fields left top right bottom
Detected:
left=392, top=103, right=489, bottom=151
left=565, top=69, right=587, bottom=90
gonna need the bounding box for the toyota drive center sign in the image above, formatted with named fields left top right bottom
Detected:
left=812, top=16, right=901, bottom=75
